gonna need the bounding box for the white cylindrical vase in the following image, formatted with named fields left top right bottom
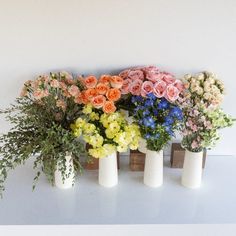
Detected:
left=181, top=150, right=203, bottom=189
left=54, top=154, right=74, bottom=189
left=99, top=152, right=118, bottom=187
left=138, top=138, right=147, bottom=154
left=144, top=149, right=163, bottom=187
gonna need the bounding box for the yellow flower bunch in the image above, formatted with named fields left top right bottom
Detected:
left=71, top=107, right=141, bottom=158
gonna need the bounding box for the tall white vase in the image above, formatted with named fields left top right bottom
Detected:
left=138, top=138, right=147, bottom=154
left=99, top=152, right=118, bottom=187
left=144, top=149, right=163, bottom=187
left=54, top=154, right=74, bottom=189
left=181, top=150, right=203, bottom=188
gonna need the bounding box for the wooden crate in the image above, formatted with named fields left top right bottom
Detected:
left=84, top=144, right=120, bottom=170
left=129, top=149, right=146, bottom=171
left=170, top=143, right=206, bottom=168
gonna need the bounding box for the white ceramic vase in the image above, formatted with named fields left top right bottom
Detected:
left=144, top=149, right=163, bottom=187
left=181, top=150, right=203, bottom=188
left=54, top=154, right=74, bottom=189
left=99, top=152, right=118, bottom=187
left=138, top=138, right=147, bottom=154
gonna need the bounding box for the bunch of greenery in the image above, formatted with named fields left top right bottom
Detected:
left=0, top=72, right=86, bottom=197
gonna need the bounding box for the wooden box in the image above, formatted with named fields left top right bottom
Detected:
left=129, top=149, right=146, bottom=171
left=170, top=143, right=206, bottom=168
left=84, top=144, right=120, bottom=170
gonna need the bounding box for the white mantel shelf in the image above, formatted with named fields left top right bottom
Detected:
left=0, top=155, right=236, bottom=225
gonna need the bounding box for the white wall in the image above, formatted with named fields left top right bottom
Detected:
left=0, top=0, right=235, bottom=155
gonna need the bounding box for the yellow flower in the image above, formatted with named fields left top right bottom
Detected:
left=108, top=121, right=120, bottom=133
left=89, top=147, right=107, bottom=158
left=117, top=144, right=128, bottom=152
left=70, top=123, right=76, bottom=131
left=73, top=128, right=82, bottom=137
left=83, top=123, right=96, bottom=134
left=103, top=144, right=116, bottom=155
left=89, top=112, right=99, bottom=121
left=82, top=104, right=93, bottom=114
left=75, top=117, right=86, bottom=128
left=88, top=134, right=104, bottom=148
left=105, top=129, right=115, bottom=139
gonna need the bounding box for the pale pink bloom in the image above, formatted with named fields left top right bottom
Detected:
left=146, top=71, right=162, bottom=83
left=165, top=84, right=180, bottom=102
left=130, top=79, right=142, bottom=95
left=153, top=80, right=167, bottom=98
left=56, top=99, right=66, bottom=111
left=128, top=70, right=145, bottom=81
left=59, top=82, right=67, bottom=91
left=121, top=78, right=131, bottom=94
left=173, top=79, right=185, bottom=92
left=141, top=81, right=153, bottom=97
left=33, top=89, right=45, bottom=100
left=142, top=66, right=159, bottom=73
left=50, top=79, right=60, bottom=88
left=20, top=87, right=28, bottom=97
left=68, top=85, right=80, bottom=97
left=191, top=140, right=199, bottom=149
left=119, top=69, right=130, bottom=79
left=74, top=95, right=82, bottom=104
left=162, top=73, right=176, bottom=84
left=60, top=71, right=73, bottom=80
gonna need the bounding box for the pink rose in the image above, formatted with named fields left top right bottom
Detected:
left=162, top=72, right=176, bottom=84
left=141, top=81, right=153, bottom=97
left=173, top=79, right=185, bottom=92
left=153, top=80, right=167, bottom=98
left=130, top=79, right=142, bottom=95
left=145, top=71, right=162, bottom=83
left=142, top=66, right=159, bottom=73
left=165, top=84, right=180, bottom=102
left=68, top=85, right=80, bottom=97
left=121, top=78, right=131, bottom=94
left=128, top=70, right=145, bottom=81
left=119, top=69, right=130, bottom=79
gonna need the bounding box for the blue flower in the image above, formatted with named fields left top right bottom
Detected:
left=143, top=117, right=156, bottom=128
left=158, top=98, right=169, bottom=109
left=153, top=109, right=158, bottom=116
left=163, top=125, right=174, bottom=136
left=144, top=99, right=154, bottom=107
left=147, top=93, right=156, bottom=100
left=170, top=107, right=183, bottom=120
left=143, top=110, right=150, bottom=116
left=145, top=133, right=151, bottom=139
left=164, top=116, right=174, bottom=125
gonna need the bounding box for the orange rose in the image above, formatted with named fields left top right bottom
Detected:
left=96, top=82, right=109, bottom=95
left=99, top=75, right=112, bottom=85
left=80, top=91, right=89, bottom=104
left=85, top=88, right=98, bottom=100
left=103, top=101, right=116, bottom=113
left=84, top=75, right=98, bottom=89
left=91, top=95, right=106, bottom=109
left=110, top=76, right=123, bottom=89
left=106, top=88, right=121, bottom=102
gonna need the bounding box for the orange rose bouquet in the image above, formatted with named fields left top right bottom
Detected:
left=79, top=75, right=123, bottom=113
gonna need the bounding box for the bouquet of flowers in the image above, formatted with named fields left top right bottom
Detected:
left=119, top=66, right=184, bottom=151
left=0, top=72, right=85, bottom=195
left=178, top=71, right=235, bottom=152
left=71, top=104, right=140, bottom=158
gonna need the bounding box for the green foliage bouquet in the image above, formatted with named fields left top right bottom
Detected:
left=0, top=71, right=86, bottom=196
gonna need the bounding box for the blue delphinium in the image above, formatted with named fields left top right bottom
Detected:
left=131, top=93, right=183, bottom=151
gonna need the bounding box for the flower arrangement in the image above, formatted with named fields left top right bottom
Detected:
left=0, top=72, right=86, bottom=196
left=79, top=75, right=124, bottom=113
left=178, top=71, right=235, bottom=152
left=71, top=104, right=141, bottom=158
left=119, top=66, right=184, bottom=151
